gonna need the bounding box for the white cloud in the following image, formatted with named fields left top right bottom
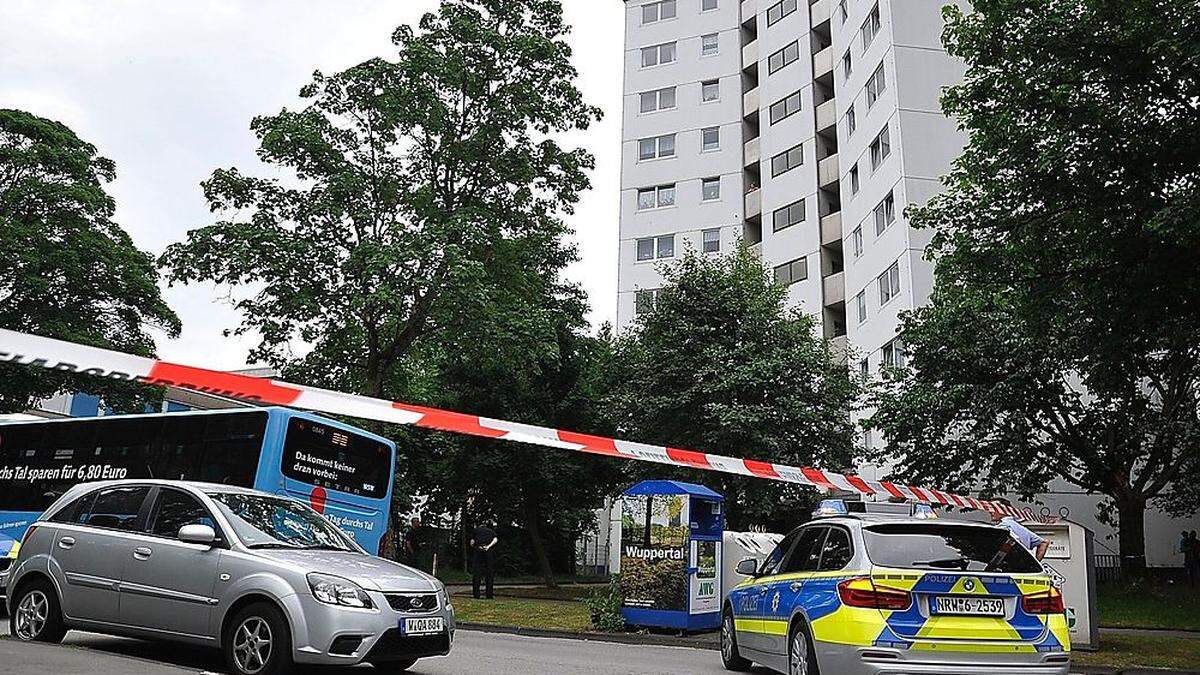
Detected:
left=1, top=0, right=622, bottom=369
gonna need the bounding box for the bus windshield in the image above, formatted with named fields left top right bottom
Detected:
left=280, top=417, right=390, bottom=498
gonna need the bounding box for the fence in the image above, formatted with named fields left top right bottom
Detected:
left=1094, top=553, right=1121, bottom=583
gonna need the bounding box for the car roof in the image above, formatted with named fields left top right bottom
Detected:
left=809, top=514, right=1005, bottom=530
left=56, top=478, right=270, bottom=498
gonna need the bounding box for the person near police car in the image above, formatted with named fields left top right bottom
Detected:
left=990, top=507, right=1050, bottom=560
left=470, top=520, right=499, bottom=599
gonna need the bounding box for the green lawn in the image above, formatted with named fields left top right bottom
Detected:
left=451, top=585, right=594, bottom=602
left=1074, top=633, right=1200, bottom=670
left=434, top=569, right=605, bottom=586
left=1098, top=582, right=1200, bottom=631
left=452, top=596, right=594, bottom=632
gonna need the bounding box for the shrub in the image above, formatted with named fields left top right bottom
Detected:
left=584, top=576, right=626, bottom=632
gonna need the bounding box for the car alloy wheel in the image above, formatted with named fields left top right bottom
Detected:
left=14, top=590, right=48, bottom=640
left=790, top=629, right=809, bottom=675
left=721, top=614, right=734, bottom=662
left=233, top=616, right=274, bottom=674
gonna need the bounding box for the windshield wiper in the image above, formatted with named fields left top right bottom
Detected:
left=911, top=556, right=973, bottom=570
left=296, top=544, right=351, bottom=551
left=245, top=542, right=304, bottom=550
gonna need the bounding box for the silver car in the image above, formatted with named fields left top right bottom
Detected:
left=6, top=479, right=454, bottom=674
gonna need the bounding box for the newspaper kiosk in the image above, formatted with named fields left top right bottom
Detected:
left=618, top=481, right=724, bottom=632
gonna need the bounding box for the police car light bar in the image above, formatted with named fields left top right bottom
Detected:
left=911, top=503, right=938, bottom=520
left=814, top=499, right=849, bottom=517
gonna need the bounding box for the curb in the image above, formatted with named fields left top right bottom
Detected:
left=457, top=624, right=1200, bottom=675
left=457, top=622, right=720, bottom=651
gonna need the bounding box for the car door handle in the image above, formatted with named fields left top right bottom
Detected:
left=790, top=582, right=803, bottom=592
left=58, top=536, right=76, bottom=549
left=133, top=547, right=153, bottom=560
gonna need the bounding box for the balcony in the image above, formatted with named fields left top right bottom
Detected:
left=830, top=334, right=849, bottom=364
left=744, top=137, right=761, bottom=168
left=742, top=39, right=759, bottom=71
left=745, top=188, right=762, bottom=219
left=741, top=0, right=758, bottom=24
left=820, top=212, right=842, bottom=247
left=812, top=45, right=833, bottom=80
left=810, top=0, right=831, bottom=28
left=822, top=270, right=845, bottom=307
left=818, top=153, right=839, bottom=187
left=743, top=87, right=760, bottom=118
left=815, top=98, right=837, bottom=133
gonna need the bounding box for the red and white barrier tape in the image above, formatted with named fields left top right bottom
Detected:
left=0, top=329, right=1054, bottom=523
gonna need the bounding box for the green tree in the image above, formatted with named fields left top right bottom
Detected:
left=608, top=245, right=863, bottom=531
left=406, top=296, right=624, bottom=586
left=160, top=0, right=601, bottom=401
left=0, top=109, right=179, bottom=412
left=867, top=0, right=1200, bottom=571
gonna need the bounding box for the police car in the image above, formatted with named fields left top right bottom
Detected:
left=721, top=501, right=1070, bottom=675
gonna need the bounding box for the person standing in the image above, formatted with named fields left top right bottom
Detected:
left=404, top=517, right=428, bottom=571
left=991, top=509, right=1050, bottom=560
left=1186, top=530, right=1199, bottom=588
left=470, top=521, right=499, bottom=600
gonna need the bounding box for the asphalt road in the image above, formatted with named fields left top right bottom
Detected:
left=0, top=625, right=741, bottom=674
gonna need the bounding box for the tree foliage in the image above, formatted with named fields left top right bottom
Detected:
left=608, top=245, right=863, bottom=531
left=161, top=0, right=601, bottom=400
left=0, top=109, right=179, bottom=412
left=868, top=0, right=1200, bottom=568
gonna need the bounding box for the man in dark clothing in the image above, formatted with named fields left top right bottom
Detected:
left=1186, top=530, right=1199, bottom=588
left=470, top=522, right=498, bottom=600
left=404, top=517, right=427, bottom=570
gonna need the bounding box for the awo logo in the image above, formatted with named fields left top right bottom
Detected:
left=623, top=545, right=685, bottom=561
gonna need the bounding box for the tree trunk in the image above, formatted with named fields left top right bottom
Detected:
left=1115, top=493, right=1147, bottom=576
left=524, top=505, right=558, bottom=588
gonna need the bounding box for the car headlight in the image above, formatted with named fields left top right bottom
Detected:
left=307, top=573, right=373, bottom=609
left=436, top=583, right=452, bottom=609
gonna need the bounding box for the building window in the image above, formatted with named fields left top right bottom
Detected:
left=638, top=134, right=676, bottom=161
left=703, top=228, right=721, bottom=253
left=701, top=80, right=720, bottom=102
left=882, top=337, right=906, bottom=368
left=773, top=257, right=808, bottom=286
left=769, top=90, right=803, bottom=125
left=641, top=42, right=678, bottom=68
left=878, top=260, right=900, bottom=304
left=839, top=0, right=849, bottom=24
left=702, top=0, right=719, bottom=10
left=846, top=104, right=856, bottom=136
left=701, top=126, right=721, bottom=152
left=642, top=0, right=677, bottom=24
left=849, top=164, right=860, bottom=195
left=657, top=235, right=675, bottom=258
left=873, top=191, right=895, bottom=235
left=635, top=289, right=658, bottom=315
left=768, top=41, right=800, bottom=75
left=842, top=50, right=852, bottom=81
left=870, top=125, right=891, bottom=170
left=766, top=0, right=798, bottom=26
left=636, top=238, right=654, bottom=261
left=637, top=184, right=676, bottom=210
left=859, top=357, right=869, bottom=378
left=702, top=177, right=721, bottom=201
left=856, top=291, right=867, bottom=323
left=866, top=62, right=886, bottom=108
left=772, top=198, right=805, bottom=232
left=861, top=3, right=881, bottom=50
left=851, top=224, right=863, bottom=258
left=701, top=33, right=720, bottom=57
left=639, top=87, right=677, bottom=113
left=770, top=143, right=804, bottom=177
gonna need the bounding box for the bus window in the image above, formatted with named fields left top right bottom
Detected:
left=197, top=413, right=265, bottom=485
left=152, top=415, right=207, bottom=480
left=280, top=417, right=389, bottom=498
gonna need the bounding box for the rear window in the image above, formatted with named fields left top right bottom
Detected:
left=280, top=417, right=391, bottom=498
left=863, top=523, right=1043, bottom=573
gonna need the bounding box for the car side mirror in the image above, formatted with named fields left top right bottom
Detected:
left=736, top=557, right=760, bottom=577
left=178, top=524, right=217, bottom=546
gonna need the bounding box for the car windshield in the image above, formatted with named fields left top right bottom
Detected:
left=863, top=523, right=1043, bottom=573
left=207, top=491, right=354, bottom=551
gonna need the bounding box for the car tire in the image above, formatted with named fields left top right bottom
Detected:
left=788, top=620, right=820, bottom=675
left=223, top=601, right=295, bottom=675
left=9, top=578, right=67, bottom=643
left=375, top=658, right=418, bottom=671
left=720, top=608, right=752, bottom=671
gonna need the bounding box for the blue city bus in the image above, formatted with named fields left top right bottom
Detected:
left=0, top=407, right=397, bottom=578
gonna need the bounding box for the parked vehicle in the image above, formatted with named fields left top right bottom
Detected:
left=721, top=501, right=1070, bottom=675
left=0, top=406, right=398, bottom=595
left=6, top=480, right=453, bottom=674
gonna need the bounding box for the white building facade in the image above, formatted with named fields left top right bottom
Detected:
left=615, top=0, right=1200, bottom=568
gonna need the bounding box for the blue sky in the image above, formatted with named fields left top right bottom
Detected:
left=0, top=0, right=625, bottom=369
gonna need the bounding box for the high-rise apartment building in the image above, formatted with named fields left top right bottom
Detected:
left=616, top=0, right=967, bottom=388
